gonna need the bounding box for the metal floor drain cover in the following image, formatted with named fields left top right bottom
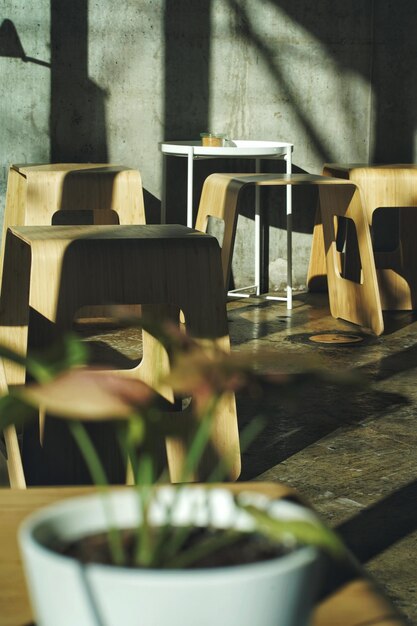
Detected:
left=309, top=333, right=364, bottom=345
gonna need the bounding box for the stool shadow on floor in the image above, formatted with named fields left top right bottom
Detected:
left=238, top=375, right=408, bottom=481
left=337, top=478, right=417, bottom=564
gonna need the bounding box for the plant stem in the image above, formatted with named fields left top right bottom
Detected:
left=68, top=421, right=125, bottom=566
left=164, top=529, right=243, bottom=569
left=132, top=453, right=157, bottom=567
left=180, top=398, right=218, bottom=482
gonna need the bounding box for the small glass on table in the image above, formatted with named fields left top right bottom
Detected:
left=200, top=132, right=227, bottom=147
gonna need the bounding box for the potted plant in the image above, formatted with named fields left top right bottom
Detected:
left=0, top=322, right=347, bottom=626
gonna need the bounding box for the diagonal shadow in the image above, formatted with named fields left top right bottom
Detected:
left=337, top=478, right=417, bottom=564
left=266, top=0, right=417, bottom=163
left=357, top=341, right=417, bottom=382
left=238, top=380, right=407, bottom=481
left=225, top=0, right=334, bottom=164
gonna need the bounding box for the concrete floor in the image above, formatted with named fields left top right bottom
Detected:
left=228, top=293, right=417, bottom=625
left=1, top=292, right=416, bottom=623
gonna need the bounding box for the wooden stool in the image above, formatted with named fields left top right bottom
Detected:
left=2, top=163, right=145, bottom=264
left=198, top=173, right=328, bottom=305
left=317, top=183, right=383, bottom=335
left=196, top=172, right=385, bottom=334
left=0, top=224, right=240, bottom=484
left=3, top=164, right=146, bottom=320
left=308, top=165, right=417, bottom=314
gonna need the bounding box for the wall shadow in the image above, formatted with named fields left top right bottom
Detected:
left=221, top=0, right=417, bottom=292
left=266, top=0, right=417, bottom=163
left=163, top=0, right=212, bottom=223
left=226, top=0, right=333, bottom=165
left=50, top=0, right=108, bottom=163
left=371, top=1, right=417, bottom=162
left=0, top=18, right=26, bottom=59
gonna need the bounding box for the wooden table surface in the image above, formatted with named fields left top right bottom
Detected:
left=0, top=483, right=405, bottom=626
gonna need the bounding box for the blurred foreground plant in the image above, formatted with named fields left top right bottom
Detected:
left=0, top=319, right=350, bottom=568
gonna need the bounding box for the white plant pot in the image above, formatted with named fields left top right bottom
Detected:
left=19, top=487, right=321, bottom=626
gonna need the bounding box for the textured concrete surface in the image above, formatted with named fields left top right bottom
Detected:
left=2, top=1, right=417, bottom=286
left=227, top=294, right=417, bottom=625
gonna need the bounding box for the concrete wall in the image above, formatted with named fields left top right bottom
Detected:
left=1, top=0, right=417, bottom=290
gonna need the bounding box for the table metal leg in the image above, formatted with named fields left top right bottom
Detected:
left=255, top=158, right=261, bottom=295
left=265, top=149, right=293, bottom=307
left=187, top=148, right=194, bottom=227
left=286, top=150, right=293, bottom=309
left=161, top=154, right=167, bottom=224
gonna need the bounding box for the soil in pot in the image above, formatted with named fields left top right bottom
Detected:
left=56, top=526, right=294, bottom=569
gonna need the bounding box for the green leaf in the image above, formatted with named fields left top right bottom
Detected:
left=127, top=415, right=146, bottom=446
left=0, top=335, right=89, bottom=384
left=0, top=393, right=36, bottom=431
left=163, top=529, right=243, bottom=569
left=242, top=504, right=346, bottom=559
left=68, top=421, right=125, bottom=566
left=26, top=334, right=90, bottom=383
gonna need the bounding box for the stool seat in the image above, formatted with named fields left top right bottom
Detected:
left=5, top=162, right=145, bottom=223
left=0, top=224, right=240, bottom=484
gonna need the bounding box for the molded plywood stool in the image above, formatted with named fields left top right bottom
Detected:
left=308, top=165, right=417, bottom=331
left=317, top=183, right=384, bottom=335
left=0, top=224, right=240, bottom=484
left=197, top=173, right=323, bottom=304
left=195, top=172, right=362, bottom=302
left=2, top=163, right=145, bottom=262
left=3, top=163, right=146, bottom=321
left=196, top=172, right=384, bottom=334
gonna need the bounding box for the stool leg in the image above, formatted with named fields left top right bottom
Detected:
left=307, top=200, right=328, bottom=292
left=167, top=242, right=240, bottom=482
left=3, top=425, right=26, bottom=488
left=0, top=232, right=32, bottom=487
left=0, top=230, right=32, bottom=385
left=196, top=174, right=243, bottom=290
left=1, top=168, right=26, bottom=281
left=319, top=184, right=384, bottom=335
left=382, top=207, right=417, bottom=309
left=1, top=354, right=26, bottom=488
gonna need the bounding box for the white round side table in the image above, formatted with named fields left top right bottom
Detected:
left=159, top=139, right=294, bottom=306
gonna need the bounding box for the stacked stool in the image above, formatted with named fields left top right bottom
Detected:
left=0, top=164, right=240, bottom=486
left=1, top=163, right=147, bottom=486
left=0, top=224, right=240, bottom=485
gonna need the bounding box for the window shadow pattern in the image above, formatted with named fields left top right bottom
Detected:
left=265, top=0, right=417, bottom=163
